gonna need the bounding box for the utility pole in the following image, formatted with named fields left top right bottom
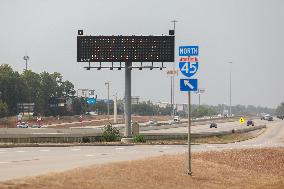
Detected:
left=228, top=62, right=232, bottom=116
left=171, top=19, right=178, bottom=116
left=113, top=93, right=117, bottom=124
left=105, top=81, right=110, bottom=120
left=23, top=55, right=29, bottom=71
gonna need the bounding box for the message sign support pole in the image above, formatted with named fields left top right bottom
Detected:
left=124, top=61, right=132, bottom=137
left=187, top=91, right=192, bottom=176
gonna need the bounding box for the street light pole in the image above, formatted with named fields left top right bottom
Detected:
left=113, top=93, right=117, bottom=124
left=171, top=19, right=178, bottom=116
left=105, top=81, right=110, bottom=120
left=228, top=62, right=232, bottom=116
left=23, top=56, right=29, bottom=71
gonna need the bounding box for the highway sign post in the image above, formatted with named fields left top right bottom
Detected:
left=179, top=46, right=199, bottom=56
left=179, top=45, right=199, bottom=176
left=179, top=62, right=199, bottom=77
left=77, top=31, right=175, bottom=142
left=180, top=79, right=198, bottom=92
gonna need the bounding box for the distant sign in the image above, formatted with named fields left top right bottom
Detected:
left=86, top=98, right=97, bottom=105
left=180, top=79, right=198, bottom=92
left=179, top=46, right=199, bottom=56
left=179, top=62, right=199, bottom=77
left=239, top=117, right=245, bottom=124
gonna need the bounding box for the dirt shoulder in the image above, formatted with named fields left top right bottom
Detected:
left=0, top=147, right=283, bottom=189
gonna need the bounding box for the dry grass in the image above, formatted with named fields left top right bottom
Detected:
left=145, top=129, right=263, bottom=145
left=0, top=148, right=283, bottom=189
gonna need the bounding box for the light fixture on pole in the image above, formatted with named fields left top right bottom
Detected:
left=23, top=56, right=29, bottom=71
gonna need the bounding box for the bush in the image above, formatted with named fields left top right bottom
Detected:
left=82, top=136, right=91, bottom=143
left=134, top=134, right=146, bottom=143
left=102, top=124, right=120, bottom=142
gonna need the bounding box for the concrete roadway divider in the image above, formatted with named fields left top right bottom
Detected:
left=142, top=125, right=266, bottom=140
left=0, top=124, right=266, bottom=143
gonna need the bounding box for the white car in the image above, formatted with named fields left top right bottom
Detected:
left=17, top=122, right=29, bottom=128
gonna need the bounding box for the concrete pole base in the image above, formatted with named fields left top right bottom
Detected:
left=121, top=138, right=134, bottom=144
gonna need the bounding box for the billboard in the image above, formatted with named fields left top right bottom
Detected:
left=77, top=35, right=175, bottom=62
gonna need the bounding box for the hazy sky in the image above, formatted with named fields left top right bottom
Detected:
left=0, top=0, right=283, bottom=108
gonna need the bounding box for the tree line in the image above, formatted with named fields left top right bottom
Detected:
left=0, top=64, right=75, bottom=117
left=0, top=64, right=278, bottom=118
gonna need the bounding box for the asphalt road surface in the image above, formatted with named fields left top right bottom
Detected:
left=0, top=119, right=283, bottom=181
left=143, top=118, right=264, bottom=134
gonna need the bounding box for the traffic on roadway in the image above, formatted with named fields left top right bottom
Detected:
left=0, top=118, right=283, bottom=181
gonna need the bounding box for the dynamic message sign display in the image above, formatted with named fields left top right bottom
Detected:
left=77, top=36, right=175, bottom=62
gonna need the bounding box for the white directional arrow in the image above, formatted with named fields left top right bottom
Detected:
left=184, top=80, right=194, bottom=89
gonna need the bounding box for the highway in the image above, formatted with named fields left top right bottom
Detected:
left=0, top=119, right=283, bottom=181
left=142, top=118, right=265, bottom=134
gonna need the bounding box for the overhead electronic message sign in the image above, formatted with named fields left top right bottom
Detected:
left=77, top=36, right=175, bottom=62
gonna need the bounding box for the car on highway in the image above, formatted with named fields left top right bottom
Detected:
left=267, top=116, right=273, bottom=121
left=247, top=120, right=254, bottom=126
left=31, top=124, right=42, bottom=128
left=277, top=115, right=284, bottom=120
left=210, top=123, right=217, bottom=128
left=17, top=122, right=29, bottom=128
left=173, top=116, right=180, bottom=122
left=261, top=114, right=273, bottom=121
left=146, top=120, right=158, bottom=126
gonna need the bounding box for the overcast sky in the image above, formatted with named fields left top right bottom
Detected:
left=0, top=0, right=283, bottom=108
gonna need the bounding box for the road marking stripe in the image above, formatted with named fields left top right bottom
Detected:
left=39, top=149, right=50, bottom=152
left=115, top=147, right=125, bottom=150
left=15, top=151, right=26, bottom=153
left=162, top=146, right=170, bottom=149
left=86, top=154, right=95, bottom=157
left=0, top=162, right=9, bottom=164
left=206, top=145, right=215, bottom=148
left=0, top=149, right=7, bottom=152
left=70, top=149, right=81, bottom=151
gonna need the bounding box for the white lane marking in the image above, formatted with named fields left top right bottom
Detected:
left=39, top=149, right=50, bottom=152
left=162, top=146, right=170, bottom=149
left=71, top=148, right=81, bottom=151
left=242, top=145, right=249, bottom=147
left=15, top=151, right=26, bottom=153
left=0, top=161, right=9, bottom=164
left=115, top=147, right=125, bottom=150
left=86, top=154, right=95, bottom=157
left=0, top=152, right=7, bottom=154
left=0, top=149, right=7, bottom=152
left=206, top=145, right=216, bottom=148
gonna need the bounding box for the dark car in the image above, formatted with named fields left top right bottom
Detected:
left=210, top=123, right=217, bottom=128
left=277, top=115, right=284, bottom=120
left=267, top=116, right=273, bottom=121
left=247, top=120, right=254, bottom=126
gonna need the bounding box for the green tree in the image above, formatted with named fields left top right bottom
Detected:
left=0, top=64, right=25, bottom=115
left=275, top=102, right=284, bottom=116
left=0, top=100, right=8, bottom=118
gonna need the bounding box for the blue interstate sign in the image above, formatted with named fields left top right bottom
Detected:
left=179, top=62, right=199, bottom=77
left=86, top=97, right=97, bottom=105
left=179, top=46, right=199, bottom=56
left=180, top=79, right=198, bottom=92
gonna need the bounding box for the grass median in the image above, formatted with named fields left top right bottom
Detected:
left=0, top=147, right=283, bottom=189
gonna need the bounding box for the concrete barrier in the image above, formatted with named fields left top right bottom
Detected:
left=0, top=125, right=266, bottom=143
